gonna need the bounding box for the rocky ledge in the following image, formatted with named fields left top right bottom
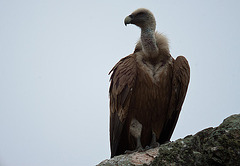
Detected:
left=98, top=114, right=240, bottom=166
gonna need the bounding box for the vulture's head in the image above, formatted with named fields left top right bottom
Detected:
left=124, top=8, right=156, bottom=31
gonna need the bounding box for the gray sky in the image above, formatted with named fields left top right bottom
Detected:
left=0, top=0, right=240, bottom=165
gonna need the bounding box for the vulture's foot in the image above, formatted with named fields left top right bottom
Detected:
left=145, top=131, right=160, bottom=150
left=124, top=146, right=144, bottom=154
left=150, top=141, right=160, bottom=148
left=144, top=142, right=160, bottom=150
left=125, top=135, right=144, bottom=154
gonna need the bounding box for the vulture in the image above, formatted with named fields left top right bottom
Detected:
left=109, top=8, right=190, bottom=158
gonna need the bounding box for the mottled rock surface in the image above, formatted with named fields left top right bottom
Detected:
left=97, top=114, right=240, bottom=166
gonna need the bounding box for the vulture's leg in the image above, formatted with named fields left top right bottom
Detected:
left=125, top=118, right=143, bottom=154
left=145, top=131, right=160, bottom=150
left=135, top=135, right=143, bottom=151
left=150, top=131, right=160, bottom=148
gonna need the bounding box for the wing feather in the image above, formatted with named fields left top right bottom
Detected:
left=109, top=54, right=137, bottom=157
left=159, top=56, right=190, bottom=143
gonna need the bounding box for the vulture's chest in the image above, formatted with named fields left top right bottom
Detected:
left=131, top=58, right=173, bottom=111
left=136, top=56, right=173, bottom=85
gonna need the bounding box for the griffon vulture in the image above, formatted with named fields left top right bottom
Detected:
left=109, top=8, right=190, bottom=158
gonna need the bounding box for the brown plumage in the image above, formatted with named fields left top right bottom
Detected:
left=109, top=8, right=190, bottom=158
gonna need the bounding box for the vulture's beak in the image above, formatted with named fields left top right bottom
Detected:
left=124, top=15, right=133, bottom=26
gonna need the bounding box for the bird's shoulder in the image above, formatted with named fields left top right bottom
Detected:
left=109, top=54, right=137, bottom=94
left=173, top=56, right=190, bottom=82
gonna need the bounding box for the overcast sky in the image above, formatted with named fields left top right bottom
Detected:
left=0, top=0, right=240, bottom=166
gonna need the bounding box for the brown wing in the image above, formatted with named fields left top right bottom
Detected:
left=158, top=56, right=190, bottom=143
left=109, top=54, right=137, bottom=158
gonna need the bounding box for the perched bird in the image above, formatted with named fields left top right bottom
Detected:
left=109, top=8, right=190, bottom=158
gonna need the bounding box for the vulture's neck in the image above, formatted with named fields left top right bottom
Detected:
left=140, top=28, right=159, bottom=58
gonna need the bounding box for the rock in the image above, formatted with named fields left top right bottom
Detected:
left=97, top=114, right=240, bottom=166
